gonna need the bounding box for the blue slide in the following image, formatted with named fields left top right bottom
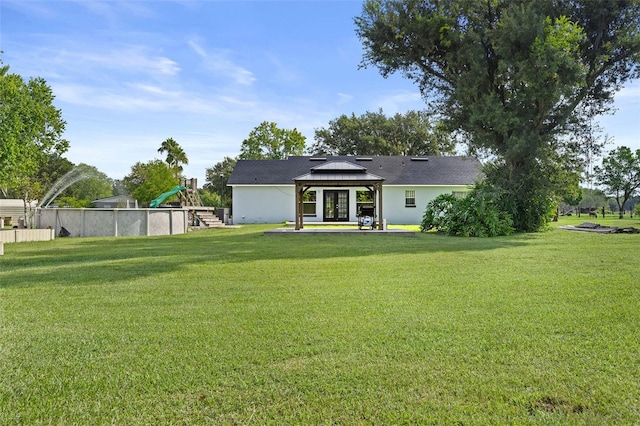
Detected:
left=149, top=186, right=186, bottom=208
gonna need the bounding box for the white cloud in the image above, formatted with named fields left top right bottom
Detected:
left=76, top=47, right=181, bottom=77
left=53, top=82, right=224, bottom=115
left=70, top=0, right=155, bottom=22
left=265, top=53, right=304, bottom=86
left=2, top=0, right=57, bottom=18
left=14, top=45, right=181, bottom=85
left=182, top=36, right=256, bottom=87
left=372, top=90, right=424, bottom=114
left=185, top=39, right=257, bottom=86
left=129, top=83, right=180, bottom=97
left=188, top=38, right=208, bottom=59
left=205, top=50, right=256, bottom=86
left=337, top=92, right=353, bottom=105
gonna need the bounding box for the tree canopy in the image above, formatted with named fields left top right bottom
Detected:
left=0, top=61, right=69, bottom=194
left=57, top=164, right=113, bottom=207
left=239, top=121, right=306, bottom=160
left=122, top=160, right=177, bottom=206
left=356, top=0, right=640, bottom=231
left=204, top=156, right=236, bottom=207
left=309, top=109, right=456, bottom=156
left=595, top=146, right=640, bottom=218
left=0, top=154, right=72, bottom=203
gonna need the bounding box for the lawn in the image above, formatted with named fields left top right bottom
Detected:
left=1, top=217, right=639, bottom=424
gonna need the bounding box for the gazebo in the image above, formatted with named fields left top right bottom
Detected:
left=293, top=161, right=384, bottom=230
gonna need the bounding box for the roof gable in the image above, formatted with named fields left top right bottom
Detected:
left=294, top=160, right=384, bottom=184
left=311, top=161, right=367, bottom=173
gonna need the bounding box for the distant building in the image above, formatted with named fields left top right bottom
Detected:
left=91, top=195, right=138, bottom=209
left=0, top=199, right=32, bottom=227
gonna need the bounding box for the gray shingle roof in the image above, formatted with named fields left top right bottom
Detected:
left=228, top=156, right=482, bottom=186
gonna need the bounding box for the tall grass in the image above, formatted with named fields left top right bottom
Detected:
left=1, top=218, right=639, bottom=424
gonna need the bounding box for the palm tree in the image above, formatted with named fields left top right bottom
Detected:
left=158, top=138, right=189, bottom=178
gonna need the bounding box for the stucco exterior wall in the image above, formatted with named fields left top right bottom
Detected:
left=232, top=186, right=295, bottom=224
left=381, top=186, right=471, bottom=224
left=36, top=208, right=188, bottom=237
left=231, top=185, right=472, bottom=224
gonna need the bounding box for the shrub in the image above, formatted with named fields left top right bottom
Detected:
left=420, top=188, right=514, bottom=237
left=420, top=193, right=457, bottom=233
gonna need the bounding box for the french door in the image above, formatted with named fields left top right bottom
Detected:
left=323, top=190, right=349, bottom=222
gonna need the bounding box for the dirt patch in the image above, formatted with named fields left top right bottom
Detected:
left=558, top=222, right=640, bottom=234
left=529, top=396, right=587, bottom=415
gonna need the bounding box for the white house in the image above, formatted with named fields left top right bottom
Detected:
left=227, top=156, right=482, bottom=226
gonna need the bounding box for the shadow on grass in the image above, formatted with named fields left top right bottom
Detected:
left=0, top=225, right=534, bottom=289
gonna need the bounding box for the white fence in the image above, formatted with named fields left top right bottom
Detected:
left=0, top=228, right=56, bottom=243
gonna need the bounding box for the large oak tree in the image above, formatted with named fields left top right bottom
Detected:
left=239, top=121, right=306, bottom=160
left=309, top=109, right=456, bottom=156
left=355, top=0, right=640, bottom=231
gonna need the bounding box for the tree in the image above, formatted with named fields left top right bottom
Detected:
left=36, top=154, right=75, bottom=196
left=112, top=179, right=128, bottom=196
left=565, top=105, right=611, bottom=188
left=579, top=187, right=607, bottom=213
left=198, top=188, right=222, bottom=208
left=239, top=121, right=306, bottom=160
left=158, top=137, right=189, bottom=178
left=204, top=156, right=236, bottom=208
left=595, top=146, right=640, bottom=218
left=309, top=109, right=456, bottom=156
left=59, top=164, right=113, bottom=207
left=122, top=160, right=177, bottom=206
left=0, top=60, right=69, bottom=198
left=1, top=154, right=73, bottom=200
left=355, top=0, right=640, bottom=232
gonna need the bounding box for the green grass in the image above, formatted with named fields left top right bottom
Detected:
left=1, top=219, right=639, bottom=424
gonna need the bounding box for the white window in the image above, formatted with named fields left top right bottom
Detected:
left=405, top=190, right=416, bottom=207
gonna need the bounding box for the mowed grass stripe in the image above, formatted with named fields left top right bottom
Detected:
left=1, top=219, right=639, bottom=424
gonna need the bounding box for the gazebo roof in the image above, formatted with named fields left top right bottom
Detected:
left=311, top=161, right=366, bottom=172
left=293, top=161, right=384, bottom=184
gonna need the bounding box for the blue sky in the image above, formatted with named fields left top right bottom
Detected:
left=1, top=0, right=638, bottom=185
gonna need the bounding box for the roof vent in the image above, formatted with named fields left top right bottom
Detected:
left=310, top=157, right=326, bottom=161
left=356, top=157, right=373, bottom=161
left=411, top=157, right=429, bottom=161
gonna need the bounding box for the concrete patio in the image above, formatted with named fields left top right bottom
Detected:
left=264, top=224, right=416, bottom=236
